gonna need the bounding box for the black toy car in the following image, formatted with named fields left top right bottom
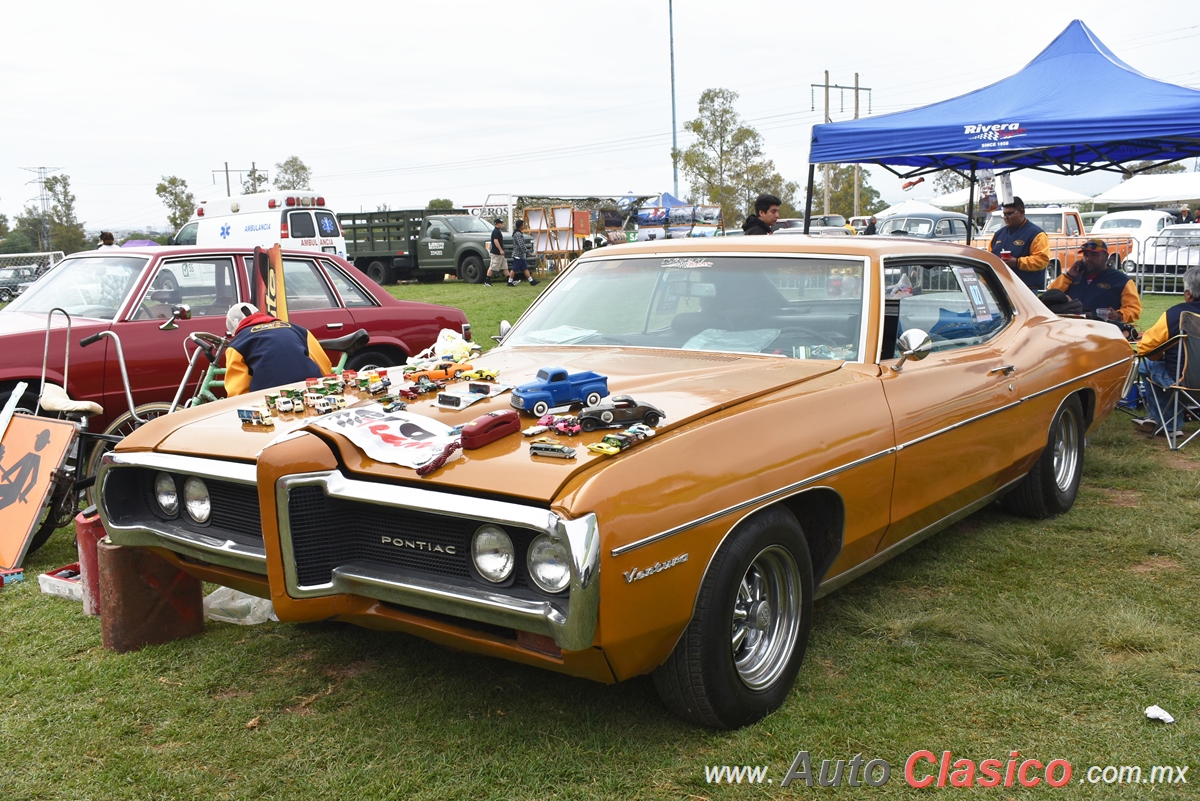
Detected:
left=578, top=395, right=665, bottom=432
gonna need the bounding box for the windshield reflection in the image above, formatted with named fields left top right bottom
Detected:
left=505, top=255, right=866, bottom=361
left=3, top=256, right=147, bottom=320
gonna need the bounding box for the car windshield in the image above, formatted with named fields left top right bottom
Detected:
left=1099, top=218, right=1142, bottom=230
left=880, top=217, right=934, bottom=236
left=2, top=255, right=147, bottom=319
left=446, top=216, right=494, bottom=234
left=504, top=254, right=866, bottom=361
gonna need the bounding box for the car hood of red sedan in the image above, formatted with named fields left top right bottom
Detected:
left=122, top=346, right=845, bottom=500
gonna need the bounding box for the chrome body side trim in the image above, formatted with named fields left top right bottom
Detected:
left=1018, top=356, right=1133, bottom=403
left=814, top=474, right=1023, bottom=600
left=97, top=451, right=266, bottom=574
left=276, top=471, right=600, bottom=651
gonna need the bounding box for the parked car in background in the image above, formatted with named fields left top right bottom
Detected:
left=171, top=192, right=347, bottom=260
left=878, top=210, right=973, bottom=240
left=1081, top=211, right=1105, bottom=232
left=0, top=247, right=471, bottom=429
left=97, top=235, right=1131, bottom=729
left=773, top=226, right=854, bottom=237
left=1089, top=209, right=1176, bottom=268
left=979, top=207, right=1131, bottom=275
left=0, top=265, right=38, bottom=303
left=773, top=215, right=847, bottom=231
left=849, top=215, right=873, bottom=233
left=1135, top=224, right=1200, bottom=292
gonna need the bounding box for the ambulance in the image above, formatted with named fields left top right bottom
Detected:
left=170, top=191, right=347, bottom=258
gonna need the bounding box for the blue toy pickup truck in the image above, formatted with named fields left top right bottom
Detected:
left=510, top=366, right=609, bottom=417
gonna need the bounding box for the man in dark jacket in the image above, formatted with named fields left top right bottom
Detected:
left=990, top=196, right=1050, bottom=290
left=742, top=194, right=780, bottom=235
left=863, top=216, right=877, bottom=235
left=1046, top=239, right=1141, bottom=324
left=223, top=303, right=332, bottom=396
left=1133, top=266, right=1200, bottom=436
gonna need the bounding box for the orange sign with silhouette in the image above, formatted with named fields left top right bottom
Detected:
left=0, top=414, right=76, bottom=569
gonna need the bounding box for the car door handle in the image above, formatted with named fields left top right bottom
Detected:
left=325, top=322, right=344, bottom=330
left=989, top=365, right=1016, bottom=376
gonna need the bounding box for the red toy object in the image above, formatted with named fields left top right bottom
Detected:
left=461, top=409, right=520, bottom=450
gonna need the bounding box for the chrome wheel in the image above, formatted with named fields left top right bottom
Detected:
left=730, top=545, right=802, bottom=690
left=1052, top=405, right=1080, bottom=493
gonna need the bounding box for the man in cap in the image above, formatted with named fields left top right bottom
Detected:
left=222, top=302, right=332, bottom=396
left=990, top=196, right=1050, bottom=290
left=485, top=218, right=509, bottom=287
left=1047, top=238, right=1141, bottom=324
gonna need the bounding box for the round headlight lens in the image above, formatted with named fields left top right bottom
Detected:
left=154, top=472, right=178, bottom=516
left=182, top=477, right=211, bottom=524
left=471, top=525, right=514, bottom=583
left=527, top=534, right=571, bottom=594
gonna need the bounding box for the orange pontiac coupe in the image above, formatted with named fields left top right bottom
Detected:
left=97, top=236, right=1133, bottom=728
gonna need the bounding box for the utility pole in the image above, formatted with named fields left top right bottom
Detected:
left=212, top=162, right=268, bottom=196
left=22, top=166, right=59, bottom=251
left=810, top=74, right=872, bottom=218
left=669, top=0, right=679, bottom=198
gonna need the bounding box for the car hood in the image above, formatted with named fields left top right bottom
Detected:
left=122, top=347, right=845, bottom=501
left=0, top=310, right=110, bottom=336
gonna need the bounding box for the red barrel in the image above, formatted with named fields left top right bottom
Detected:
left=98, top=540, right=203, bottom=653
left=76, top=510, right=107, bottom=617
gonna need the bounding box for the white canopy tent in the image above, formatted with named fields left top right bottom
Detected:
left=1090, top=173, right=1200, bottom=205
left=873, top=199, right=947, bottom=219
left=931, top=173, right=1093, bottom=208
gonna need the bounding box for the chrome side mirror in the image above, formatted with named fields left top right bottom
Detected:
left=891, top=329, right=932, bottom=372
left=159, top=303, right=192, bottom=331
left=492, top=319, right=511, bottom=343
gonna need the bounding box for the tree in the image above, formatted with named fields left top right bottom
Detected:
left=932, top=170, right=969, bottom=196
left=0, top=228, right=36, bottom=255
left=155, top=175, right=196, bottom=232
left=0, top=213, right=8, bottom=238
left=812, top=166, right=888, bottom=219
left=43, top=175, right=88, bottom=254
left=1121, top=160, right=1186, bottom=181
left=676, top=88, right=801, bottom=228
left=242, top=167, right=269, bottom=194
left=273, top=156, right=312, bottom=190
left=427, top=198, right=454, bottom=210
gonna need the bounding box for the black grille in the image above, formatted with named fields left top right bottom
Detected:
left=133, top=470, right=262, bottom=545
left=287, top=485, right=535, bottom=589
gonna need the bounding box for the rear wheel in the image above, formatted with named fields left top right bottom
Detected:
left=653, top=506, right=813, bottom=729
left=584, top=391, right=603, bottom=408
left=0, top=288, right=12, bottom=303
left=1003, top=394, right=1085, bottom=519
left=366, top=260, right=394, bottom=285
left=84, top=402, right=173, bottom=508
left=460, top=255, right=485, bottom=284
left=154, top=271, right=178, bottom=292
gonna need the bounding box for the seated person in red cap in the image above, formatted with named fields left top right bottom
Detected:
left=223, top=302, right=333, bottom=396
left=1046, top=238, right=1141, bottom=324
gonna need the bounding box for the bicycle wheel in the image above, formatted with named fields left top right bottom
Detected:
left=84, top=402, right=174, bottom=508
left=27, top=480, right=77, bottom=555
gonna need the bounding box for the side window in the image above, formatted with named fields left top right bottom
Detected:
left=142, top=257, right=237, bottom=320
left=175, top=222, right=198, bottom=246
left=289, top=211, right=317, bottom=238
left=427, top=221, right=448, bottom=238
left=885, top=261, right=1010, bottom=356
left=935, top=219, right=952, bottom=237
left=950, top=219, right=967, bottom=237
left=282, top=258, right=337, bottom=311
left=1065, top=215, right=1081, bottom=236
left=324, top=261, right=374, bottom=307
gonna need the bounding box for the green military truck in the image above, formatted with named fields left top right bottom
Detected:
left=337, top=209, right=513, bottom=285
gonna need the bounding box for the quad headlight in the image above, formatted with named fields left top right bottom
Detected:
left=471, top=525, right=514, bottom=583
left=153, top=472, right=178, bottom=516
left=527, top=534, right=571, bottom=594
left=182, top=477, right=211, bottom=524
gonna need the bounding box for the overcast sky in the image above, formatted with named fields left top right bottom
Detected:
left=2, top=1, right=1197, bottom=233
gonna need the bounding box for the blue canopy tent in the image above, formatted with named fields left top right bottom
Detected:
left=805, top=20, right=1200, bottom=235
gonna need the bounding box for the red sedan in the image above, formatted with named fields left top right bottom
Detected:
left=0, top=247, right=470, bottom=429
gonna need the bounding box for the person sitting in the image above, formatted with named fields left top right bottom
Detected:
left=223, top=303, right=332, bottom=396
left=1046, top=238, right=1141, bottom=324
left=1132, top=266, right=1200, bottom=437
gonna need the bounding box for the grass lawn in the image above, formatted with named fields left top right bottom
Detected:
left=1, top=289, right=1196, bottom=799
left=383, top=276, right=552, bottom=353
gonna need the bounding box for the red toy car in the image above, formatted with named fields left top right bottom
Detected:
left=0, top=247, right=472, bottom=429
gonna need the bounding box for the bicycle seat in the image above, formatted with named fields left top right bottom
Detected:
left=38, top=383, right=103, bottom=418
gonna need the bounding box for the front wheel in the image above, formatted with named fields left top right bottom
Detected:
left=653, top=506, right=813, bottom=729
left=531, top=400, right=549, bottom=417
left=643, top=412, right=661, bottom=427
left=154, top=271, right=178, bottom=292
left=85, top=402, right=174, bottom=508
left=1003, top=394, right=1085, bottom=519
left=459, top=255, right=485, bottom=284
left=0, top=288, right=12, bottom=303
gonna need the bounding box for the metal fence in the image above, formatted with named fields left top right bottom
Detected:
left=0, top=251, right=66, bottom=276
left=1128, top=236, right=1200, bottom=295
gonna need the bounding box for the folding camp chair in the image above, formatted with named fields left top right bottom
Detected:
left=1140, top=311, right=1200, bottom=450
